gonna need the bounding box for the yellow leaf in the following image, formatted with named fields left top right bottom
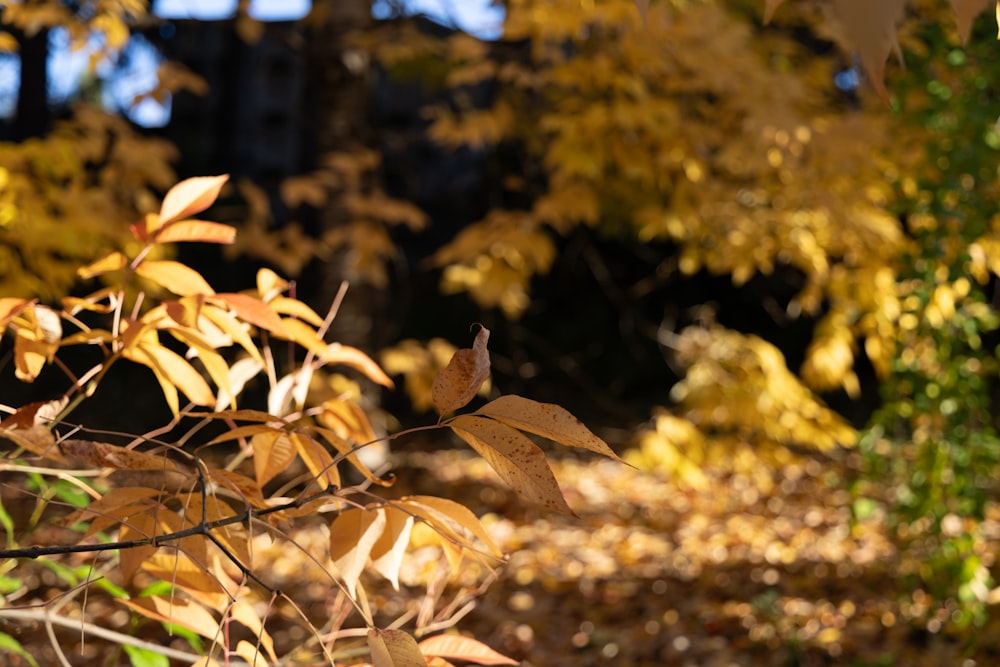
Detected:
left=418, top=635, right=518, bottom=666
left=431, top=326, right=491, bottom=415
left=329, top=507, right=388, bottom=598
left=292, top=432, right=340, bottom=489
left=252, top=430, right=297, bottom=488
left=153, top=220, right=237, bottom=244
left=77, top=251, right=127, bottom=279
left=213, top=293, right=287, bottom=335
left=449, top=415, right=573, bottom=514
left=368, top=506, right=414, bottom=590
left=131, top=340, right=216, bottom=406
left=401, top=495, right=503, bottom=558
left=369, top=628, right=426, bottom=667
left=268, top=295, right=324, bottom=326
left=157, top=174, right=229, bottom=227
left=135, top=260, right=216, bottom=296
left=122, top=596, right=221, bottom=641
left=475, top=395, right=622, bottom=463
left=321, top=343, right=395, bottom=388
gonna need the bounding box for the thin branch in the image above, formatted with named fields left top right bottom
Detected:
left=0, top=608, right=250, bottom=665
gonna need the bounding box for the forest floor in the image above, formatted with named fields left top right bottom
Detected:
left=260, top=448, right=1000, bottom=667
left=5, top=448, right=1000, bottom=666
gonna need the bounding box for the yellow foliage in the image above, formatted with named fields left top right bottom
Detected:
left=381, top=338, right=491, bottom=412
left=670, top=326, right=857, bottom=453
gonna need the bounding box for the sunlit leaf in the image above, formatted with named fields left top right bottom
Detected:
left=77, top=251, right=127, bottom=280
left=475, top=395, right=622, bottom=462
left=135, top=260, right=216, bottom=296
left=321, top=343, right=395, bottom=388
left=292, top=432, right=340, bottom=490
left=157, top=174, right=229, bottom=227
left=418, top=634, right=518, bottom=666
left=450, top=415, right=573, bottom=514
left=329, top=507, right=388, bottom=597
left=401, top=495, right=503, bottom=558
left=122, top=595, right=221, bottom=640
left=212, top=293, right=287, bottom=335
left=368, top=506, right=414, bottom=590
left=60, top=439, right=178, bottom=472
left=252, top=430, right=297, bottom=488
left=368, top=628, right=426, bottom=667
left=432, top=326, right=491, bottom=415
left=153, top=220, right=236, bottom=244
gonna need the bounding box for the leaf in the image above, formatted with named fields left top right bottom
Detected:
left=368, top=628, right=426, bottom=667
left=0, top=632, right=39, bottom=667
left=122, top=596, right=221, bottom=640
left=123, top=642, right=170, bottom=667
left=368, top=507, right=414, bottom=590
left=418, top=635, right=518, bottom=666
left=0, top=297, right=30, bottom=334
left=402, top=496, right=503, bottom=558
left=252, top=431, right=297, bottom=488
left=60, top=440, right=178, bottom=472
left=229, top=600, right=278, bottom=663
left=449, top=415, right=573, bottom=514
left=77, top=251, right=128, bottom=280
left=0, top=425, right=64, bottom=462
left=157, top=175, right=229, bottom=227
left=206, top=468, right=270, bottom=510
left=124, top=340, right=216, bottom=409
left=216, top=356, right=264, bottom=410
left=432, top=326, right=491, bottom=415
left=153, top=220, right=237, bottom=244
left=328, top=507, right=388, bottom=598
left=950, top=0, right=991, bottom=43
left=762, top=0, right=786, bottom=23
left=831, top=0, right=904, bottom=104
left=268, top=295, right=325, bottom=326
left=292, top=432, right=340, bottom=489
left=475, top=395, right=622, bottom=462
left=0, top=397, right=67, bottom=429
left=321, top=343, right=395, bottom=388
left=212, top=293, right=287, bottom=335
left=135, top=260, right=216, bottom=296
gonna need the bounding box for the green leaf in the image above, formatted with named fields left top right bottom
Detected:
left=123, top=644, right=170, bottom=667
left=0, top=632, right=39, bottom=667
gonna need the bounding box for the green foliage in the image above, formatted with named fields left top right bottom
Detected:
left=858, top=13, right=1000, bottom=630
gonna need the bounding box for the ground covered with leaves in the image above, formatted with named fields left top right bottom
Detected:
left=378, top=449, right=1000, bottom=667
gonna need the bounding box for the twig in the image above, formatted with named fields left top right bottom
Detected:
left=0, top=608, right=251, bottom=665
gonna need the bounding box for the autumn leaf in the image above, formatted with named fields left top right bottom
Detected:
left=251, top=430, right=297, bottom=488
left=475, top=395, right=622, bottom=463
left=368, top=506, right=414, bottom=590
left=432, top=325, right=491, bottom=416
left=418, top=634, right=518, bottom=666
left=122, top=596, right=221, bottom=641
left=77, top=251, right=127, bottom=280
left=135, top=260, right=216, bottom=296
left=152, top=220, right=237, bottom=244
left=321, top=343, right=395, bottom=388
left=401, top=495, right=503, bottom=558
left=156, top=174, right=229, bottom=228
left=292, top=432, right=340, bottom=489
left=0, top=425, right=65, bottom=462
left=449, top=415, right=573, bottom=514
left=369, top=628, right=426, bottom=667
left=60, top=439, right=178, bottom=472
left=329, top=507, right=388, bottom=598
left=212, top=292, right=288, bottom=335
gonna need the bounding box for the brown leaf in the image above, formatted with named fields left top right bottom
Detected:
left=252, top=430, right=297, bottom=488
left=60, top=439, right=178, bottom=472
left=293, top=432, right=340, bottom=490
left=475, top=395, right=622, bottom=462
left=418, top=634, right=518, bottom=666
left=432, top=326, right=491, bottom=416
left=402, top=495, right=503, bottom=558
left=832, top=0, right=904, bottom=104
left=449, top=415, right=573, bottom=514
left=122, top=595, right=221, bottom=640
left=0, top=425, right=65, bottom=462
left=369, top=628, right=426, bottom=667
left=763, top=0, right=786, bottom=23
left=950, top=0, right=991, bottom=43
left=0, top=398, right=66, bottom=429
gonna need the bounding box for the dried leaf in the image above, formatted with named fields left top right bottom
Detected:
left=369, top=628, right=426, bottom=667
left=0, top=398, right=66, bottom=428
left=402, top=495, right=503, bottom=558
left=450, top=415, right=573, bottom=514
left=475, top=395, right=622, bottom=462
left=293, top=432, right=340, bottom=489
left=252, top=430, right=297, bottom=488
left=950, top=0, right=991, bottom=43
left=229, top=600, right=278, bottom=663
left=60, top=439, right=178, bottom=472
left=206, top=468, right=271, bottom=510
left=763, top=0, right=786, bottom=23
left=269, top=295, right=325, bottom=326
left=122, top=595, right=221, bottom=640
left=368, top=506, right=414, bottom=590
left=329, top=507, right=388, bottom=597
left=418, top=634, right=518, bottom=666
left=135, top=260, right=216, bottom=296
left=432, top=326, right=491, bottom=415
left=124, top=340, right=216, bottom=408
left=157, top=175, right=230, bottom=227
left=0, top=425, right=64, bottom=462
left=832, top=0, right=904, bottom=103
